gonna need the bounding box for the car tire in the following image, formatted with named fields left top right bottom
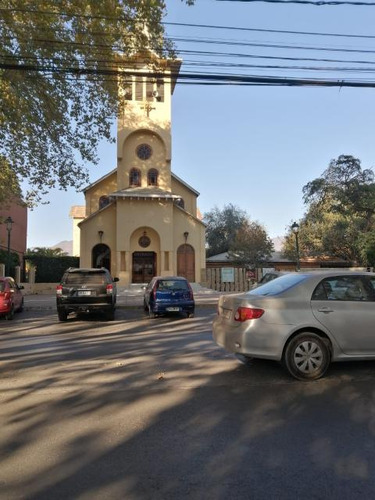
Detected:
left=143, top=300, right=148, bottom=312
left=106, top=308, right=115, bottom=321
left=148, top=306, right=156, bottom=319
left=284, top=332, right=331, bottom=381
left=57, top=309, right=68, bottom=322
left=187, top=311, right=194, bottom=318
left=17, top=298, right=24, bottom=313
left=5, top=304, right=14, bottom=320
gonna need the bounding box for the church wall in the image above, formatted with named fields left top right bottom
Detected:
left=172, top=207, right=206, bottom=283
left=171, top=177, right=197, bottom=216
left=85, top=172, right=117, bottom=216
left=117, top=69, right=172, bottom=162
left=117, top=131, right=170, bottom=191
left=79, top=205, right=117, bottom=273
left=114, top=199, right=174, bottom=283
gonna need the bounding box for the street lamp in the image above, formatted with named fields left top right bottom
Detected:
left=291, top=221, right=300, bottom=271
left=5, top=216, right=14, bottom=277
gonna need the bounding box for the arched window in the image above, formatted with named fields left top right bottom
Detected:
left=147, top=168, right=159, bottom=186
left=99, top=196, right=110, bottom=210
left=129, top=168, right=141, bottom=187
left=176, top=198, right=185, bottom=209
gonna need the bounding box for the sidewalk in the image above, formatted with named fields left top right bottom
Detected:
left=23, top=283, right=239, bottom=311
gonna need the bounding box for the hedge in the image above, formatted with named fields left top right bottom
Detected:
left=25, top=255, right=80, bottom=283
left=0, top=249, right=20, bottom=276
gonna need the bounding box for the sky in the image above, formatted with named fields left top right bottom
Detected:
left=27, top=0, right=375, bottom=249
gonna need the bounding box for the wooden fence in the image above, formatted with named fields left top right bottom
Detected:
left=205, top=267, right=254, bottom=292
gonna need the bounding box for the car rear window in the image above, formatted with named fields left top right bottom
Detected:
left=64, top=272, right=108, bottom=285
left=0, top=281, right=5, bottom=292
left=247, top=273, right=308, bottom=296
left=157, top=280, right=189, bottom=291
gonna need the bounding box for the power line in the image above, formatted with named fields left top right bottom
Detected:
left=164, top=21, right=375, bottom=40
left=2, top=62, right=375, bottom=88
left=171, top=36, right=375, bottom=55
left=177, top=49, right=375, bottom=66
left=2, top=32, right=375, bottom=57
left=216, top=0, right=375, bottom=5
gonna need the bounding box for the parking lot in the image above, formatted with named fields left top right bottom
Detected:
left=1, top=306, right=375, bottom=499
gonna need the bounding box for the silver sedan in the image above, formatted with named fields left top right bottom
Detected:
left=212, top=271, right=375, bottom=380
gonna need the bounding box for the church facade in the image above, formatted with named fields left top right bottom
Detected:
left=71, top=55, right=206, bottom=285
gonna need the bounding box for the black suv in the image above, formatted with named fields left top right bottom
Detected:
left=56, top=268, right=119, bottom=321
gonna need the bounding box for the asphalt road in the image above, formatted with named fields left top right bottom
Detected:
left=1, top=308, right=375, bottom=499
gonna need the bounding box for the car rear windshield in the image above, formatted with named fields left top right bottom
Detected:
left=157, top=280, right=189, bottom=291
left=0, top=282, right=5, bottom=292
left=247, top=273, right=308, bottom=296
left=64, top=271, right=108, bottom=285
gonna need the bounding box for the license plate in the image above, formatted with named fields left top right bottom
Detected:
left=166, top=307, right=180, bottom=312
left=78, top=290, right=92, bottom=296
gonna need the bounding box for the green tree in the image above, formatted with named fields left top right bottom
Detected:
left=0, top=1, right=193, bottom=205
left=26, top=247, right=68, bottom=257
left=228, top=220, right=274, bottom=269
left=303, top=155, right=375, bottom=227
left=283, top=155, right=375, bottom=266
left=0, top=156, right=22, bottom=207
left=204, top=204, right=248, bottom=257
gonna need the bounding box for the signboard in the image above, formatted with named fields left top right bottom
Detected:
left=246, top=270, right=255, bottom=280
left=221, top=267, right=235, bottom=283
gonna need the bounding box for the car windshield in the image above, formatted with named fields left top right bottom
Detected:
left=157, top=280, right=188, bottom=291
left=64, top=271, right=107, bottom=285
left=247, top=273, right=308, bottom=296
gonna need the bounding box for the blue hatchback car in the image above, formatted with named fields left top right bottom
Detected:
left=143, top=276, right=195, bottom=318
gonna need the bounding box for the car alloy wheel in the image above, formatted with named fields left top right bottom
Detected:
left=284, top=332, right=331, bottom=381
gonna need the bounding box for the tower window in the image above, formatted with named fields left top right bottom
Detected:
left=135, top=77, right=143, bottom=101
left=129, top=168, right=141, bottom=187
left=156, top=79, right=164, bottom=102
left=148, top=169, right=159, bottom=186
left=146, top=79, right=154, bottom=102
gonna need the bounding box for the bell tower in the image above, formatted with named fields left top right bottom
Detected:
left=116, top=55, right=181, bottom=193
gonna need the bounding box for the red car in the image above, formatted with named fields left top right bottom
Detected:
left=0, top=277, right=24, bottom=320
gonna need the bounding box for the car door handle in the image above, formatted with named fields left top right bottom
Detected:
left=317, top=307, right=334, bottom=313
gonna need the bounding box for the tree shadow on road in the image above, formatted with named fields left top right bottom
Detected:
left=1, top=309, right=375, bottom=499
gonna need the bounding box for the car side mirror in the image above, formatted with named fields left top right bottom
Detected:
left=18, top=285, right=24, bottom=290
left=113, top=277, right=119, bottom=282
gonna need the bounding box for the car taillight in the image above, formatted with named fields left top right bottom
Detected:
left=56, top=285, right=63, bottom=295
left=234, top=307, right=264, bottom=322
left=153, top=286, right=157, bottom=300
left=106, top=284, right=113, bottom=295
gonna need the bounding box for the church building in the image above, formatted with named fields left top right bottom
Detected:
left=71, top=53, right=206, bottom=285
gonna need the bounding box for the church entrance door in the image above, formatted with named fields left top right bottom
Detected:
left=177, top=244, right=195, bottom=282
left=132, top=252, right=156, bottom=283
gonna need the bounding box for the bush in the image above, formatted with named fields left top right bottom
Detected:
left=25, top=255, right=79, bottom=283
left=0, top=249, right=20, bottom=276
